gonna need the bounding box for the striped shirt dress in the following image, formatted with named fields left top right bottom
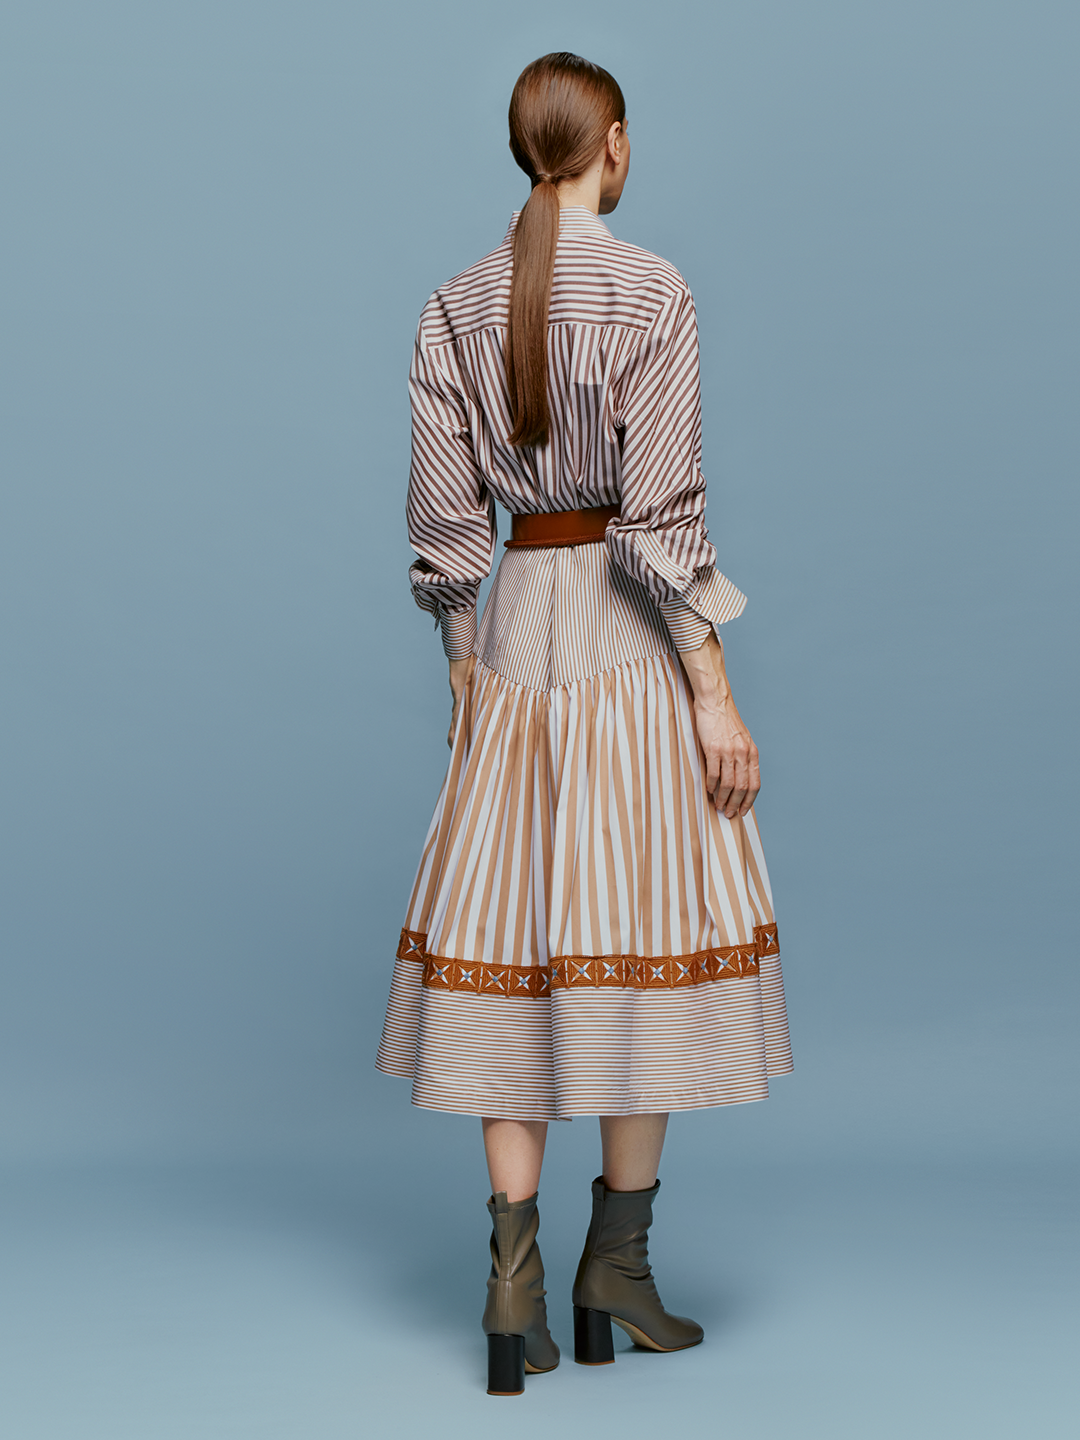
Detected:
left=376, top=206, right=793, bottom=1120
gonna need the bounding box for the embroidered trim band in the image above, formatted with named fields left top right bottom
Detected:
left=396, top=923, right=779, bottom=997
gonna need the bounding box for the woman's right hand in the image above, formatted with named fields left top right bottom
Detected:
left=679, top=634, right=760, bottom=819
left=448, top=656, right=475, bottom=748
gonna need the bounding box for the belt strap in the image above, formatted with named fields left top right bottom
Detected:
left=505, top=504, right=620, bottom=549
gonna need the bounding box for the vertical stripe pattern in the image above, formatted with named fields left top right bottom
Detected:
left=404, top=207, right=746, bottom=659
left=376, top=554, right=793, bottom=1118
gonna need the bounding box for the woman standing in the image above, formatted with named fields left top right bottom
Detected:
left=377, top=52, right=792, bottom=1395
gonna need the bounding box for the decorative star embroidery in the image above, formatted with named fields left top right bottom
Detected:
left=414, top=923, right=776, bottom=996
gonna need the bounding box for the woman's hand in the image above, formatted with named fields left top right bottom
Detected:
left=448, top=656, right=475, bottom=748
left=679, top=633, right=760, bottom=818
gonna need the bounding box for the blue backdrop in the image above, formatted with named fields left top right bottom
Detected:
left=0, top=3, right=1076, bottom=1435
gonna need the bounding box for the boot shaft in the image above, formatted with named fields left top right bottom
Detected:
left=575, top=1175, right=659, bottom=1288
left=487, top=1190, right=542, bottom=1285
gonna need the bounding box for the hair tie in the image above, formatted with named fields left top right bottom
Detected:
left=536, top=173, right=558, bottom=185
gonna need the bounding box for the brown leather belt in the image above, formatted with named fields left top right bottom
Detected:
left=504, top=504, right=620, bottom=549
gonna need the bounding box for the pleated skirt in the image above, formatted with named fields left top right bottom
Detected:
left=376, top=541, right=793, bottom=1120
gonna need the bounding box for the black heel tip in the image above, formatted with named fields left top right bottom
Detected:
left=487, top=1333, right=526, bottom=1395
left=573, top=1304, right=615, bottom=1365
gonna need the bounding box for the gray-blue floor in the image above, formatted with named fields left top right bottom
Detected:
left=1, top=1126, right=1075, bottom=1440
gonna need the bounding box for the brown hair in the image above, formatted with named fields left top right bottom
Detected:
left=506, top=53, right=625, bottom=447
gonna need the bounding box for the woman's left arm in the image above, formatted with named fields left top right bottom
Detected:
left=605, top=282, right=746, bottom=647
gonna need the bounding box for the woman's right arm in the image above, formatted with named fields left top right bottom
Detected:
left=678, top=632, right=760, bottom=819
left=406, top=310, right=494, bottom=699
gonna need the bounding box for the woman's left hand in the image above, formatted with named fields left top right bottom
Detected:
left=679, top=633, right=760, bottom=818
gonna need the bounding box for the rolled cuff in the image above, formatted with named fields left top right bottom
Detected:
left=658, top=597, right=712, bottom=651
left=659, top=566, right=748, bottom=650
left=438, top=605, right=477, bottom=661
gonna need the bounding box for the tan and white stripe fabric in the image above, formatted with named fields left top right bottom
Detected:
left=376, top=206, right=792, bottom=1119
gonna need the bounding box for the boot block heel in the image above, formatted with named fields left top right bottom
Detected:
left=574, top=1305, right=615, bottom=1365
left=487, top=1333, right=525, bottom=1395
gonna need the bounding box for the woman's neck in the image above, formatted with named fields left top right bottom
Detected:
left=554, top=165, right=602, bottom=214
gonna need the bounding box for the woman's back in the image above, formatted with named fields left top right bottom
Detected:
left=408, top=205, right=748, bottom=660
left=416, top=205, right=689, bottom=514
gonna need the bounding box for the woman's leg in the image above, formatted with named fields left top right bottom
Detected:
left=573, top=1112, right=702, bottom=1361
left=599, top=1113, right=669, bottom=1190
left=480, top=1117, right=559, bottom=1389
left=482, top=1117, right=548, bottom=1201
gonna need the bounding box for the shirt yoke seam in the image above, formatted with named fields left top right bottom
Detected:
left=424, top=318, right=651, bottom=351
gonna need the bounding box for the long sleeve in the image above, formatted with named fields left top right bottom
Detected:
left=606, top=282, right=747, bottom=649
left=406, top=315, right=496, bottom=660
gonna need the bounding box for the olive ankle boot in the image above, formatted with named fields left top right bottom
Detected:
left=483, top=1190, right=560, bottom=1395
left=572, top=1175, right=704, bottom=1363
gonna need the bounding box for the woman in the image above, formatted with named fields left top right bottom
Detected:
left=376, top=52, right=792, bottom=1396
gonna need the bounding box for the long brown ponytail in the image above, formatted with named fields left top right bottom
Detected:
left=506, top=53, right=625, bottom=448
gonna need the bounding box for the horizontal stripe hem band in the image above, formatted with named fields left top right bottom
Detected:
left=397, top=1086, right=788, bottom=1122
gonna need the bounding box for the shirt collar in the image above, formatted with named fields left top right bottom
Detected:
left=503, top=205, right=614, bottom=243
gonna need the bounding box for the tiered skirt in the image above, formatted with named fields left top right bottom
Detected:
left=376, top=541, right=792, bottom=1120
